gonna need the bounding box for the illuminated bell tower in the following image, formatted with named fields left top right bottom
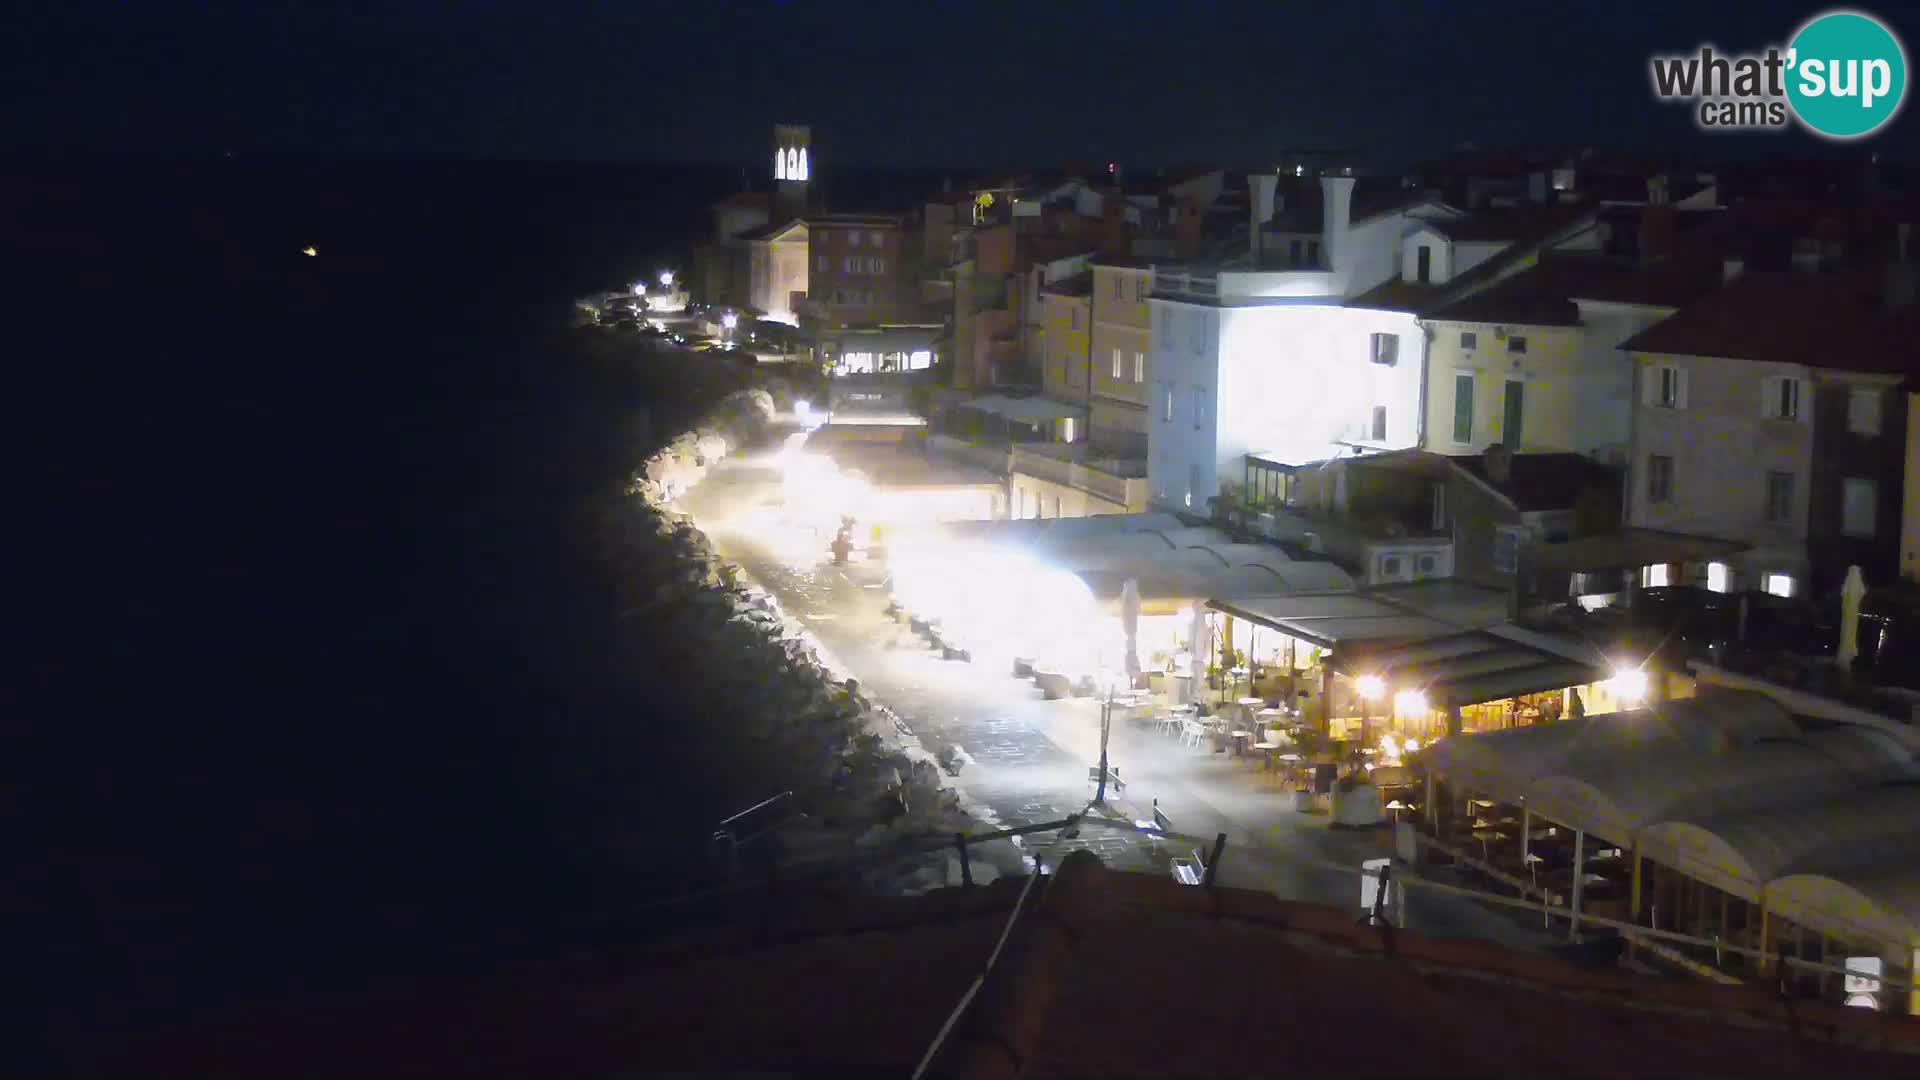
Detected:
left=773, top=123, right=812, bottom=222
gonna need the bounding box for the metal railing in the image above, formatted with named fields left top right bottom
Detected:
left=1009, top=444, right=1148, bottom=506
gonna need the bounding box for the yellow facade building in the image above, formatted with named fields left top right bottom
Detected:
left=1089, top=260, right=1155, bottom=456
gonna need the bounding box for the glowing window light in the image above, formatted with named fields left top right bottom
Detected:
left=797, top=147, right=809, bottom=181
left=1355, top=674, right=1386, bottom=701
left=775, top=148, right=787, bottom=181
left=1393, top=689, right=1427, bottom=716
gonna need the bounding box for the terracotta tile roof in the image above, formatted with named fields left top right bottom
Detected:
left=1452, top=452, right=1621, bottom=512
left=1040, top=271, right=1092, bottom=298
left=1348, top=203, right=1603, bottom=316
left=738, top=218, right=807, bottom=243
left=117, top=853, right=1920, bottom=1078
left=1620, top=270, right=1920, bottom=374
left=711, top=192, right=770, bottom=211
left=1430, top=253, right=1724, bottom=324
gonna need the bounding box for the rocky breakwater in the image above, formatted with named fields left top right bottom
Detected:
left=609, top=385, right=1025, bottom=896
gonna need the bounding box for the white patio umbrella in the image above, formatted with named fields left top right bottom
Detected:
left=1839, top=564, right=1866, bottom=669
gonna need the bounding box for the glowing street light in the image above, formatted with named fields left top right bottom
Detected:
left=1609, top=665, right=1650, bottom=705
left=302, top=246, right=317, bottom=257
left=1356, top=674, right=1386, bottom=701
left=632, top=282, right=647, bottom=296
left=659, top=270, right=675, bottom=288
left=1393, top=689, right=1427, bottom=716
left=721, top=311, right=738, bottom=331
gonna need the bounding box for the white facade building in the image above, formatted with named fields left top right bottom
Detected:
left=1146, top=175, right=1457, bottom=511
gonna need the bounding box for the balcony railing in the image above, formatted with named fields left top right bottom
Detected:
left=1151, top=270, right=1220, bottom=300
left=1011, top=443, right=1149, bottom=506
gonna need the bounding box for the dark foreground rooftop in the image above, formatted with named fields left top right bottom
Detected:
left=118, top=852, right=1920, bottom=1078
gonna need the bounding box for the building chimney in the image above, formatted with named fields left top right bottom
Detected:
left=1173, top=199, right=1203, bottom=260
left=1483, top=442, right=1513, bottom=486
left=1320, top=174, right=1356, bottom=276
left=1249, top=173, right=1278, bottom=261
left=1639, top=206, right=1676, bottom=262
left=1722, top=256, right=1745, bottom=283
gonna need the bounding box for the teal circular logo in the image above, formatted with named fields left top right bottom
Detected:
left=1786, top=10, right=1908, bottom=139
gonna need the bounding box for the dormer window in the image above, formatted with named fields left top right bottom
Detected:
left=1416, top=245, right=1432, bottom=284
left=1369, top=332, right=1399, bottom=366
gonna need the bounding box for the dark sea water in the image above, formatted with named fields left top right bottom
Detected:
left=13, top=157, right=943, bottom=1071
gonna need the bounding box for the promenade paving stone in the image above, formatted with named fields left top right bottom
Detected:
left=682, top=442, right=1563, bottom=953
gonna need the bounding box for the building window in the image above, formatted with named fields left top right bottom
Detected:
left=1132, top=278, right=1146, bottom=301
left=1186, top=463, right=1201, bottom=509
left=1111, top=347, right=1123, bottom=379
left=1707, top=561, right=1731, bottom=593
left=1502, top=379, right=1524, bottom=446
left=1507, top=336, right=1528, bottom=354
left=817, top=255, right=829, bottom=272
left=1648, top=363, right=1687, bottom=409
left=1061, top=417, right=1075, bottom=442
left=1306, top=240, right=1321, bottom=266
left=1848, top=387, right=1884, bottom=435
left=1416, top=245, right=1432, bottom=284
left=1452, top=373, right=1474, bottom=443
left=1763, top=572, right=1795, bottom=598
left=1765, top=470, right=1795, bottom=524
left=1643, top=563, right=1671, bottom=588
left=1416, top=554, right=1437, bottom=575
left=873, top=257, right=886, bottom=275
left=1647, top=453, right=1674, bottom=503
left=1162, top=384, right=1174, bottom=422
left=1370, top=405, right=1388, bottom=441
left=850, top=231, right=862, bottom=247
left=1113, top=275, right=1124, bottom=300
left=1192, top=386, right=1207, bottom=431
left=869, top=231, right=882, bottom=246
left=1133, top=351, right=1145, bottom=383
left=1289, top=240, right=1303, bottom=266
left=1460, top=331, right=1477, bottom=350
left=1369, top=332, right=1399, bottom=366
left=1379, top=555, right=1404, bottom=579
left=1069, top=307, right=1081, bottom=331
left=1492, top=526, right=1521, bottom=575
left=1761, top=375, right=1804, bottom=421
left=1843, top=477, right=1877, bottom=537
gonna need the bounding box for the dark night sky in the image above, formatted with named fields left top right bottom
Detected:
left=6, top=1, right=1914, bottom=167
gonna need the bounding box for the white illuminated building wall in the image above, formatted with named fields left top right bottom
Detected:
left=1149, top=302, right=1425, bottom=509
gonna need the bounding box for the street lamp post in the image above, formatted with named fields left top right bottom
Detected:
left=1095, top=686, right=1114, bottom=804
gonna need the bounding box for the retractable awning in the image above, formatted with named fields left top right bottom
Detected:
left=1530, top=529, right=1749, bottom=575
left=1333, top=629, right=1610, bottom=709
left=1209, top=593, right=1460, bottom=650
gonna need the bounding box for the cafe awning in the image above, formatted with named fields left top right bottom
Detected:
left=1209, top=592, right=1467, bottom=650
left=1334, top=630, right=1611, bottom=709
left=1530, top=528, right=1749, bottom=575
